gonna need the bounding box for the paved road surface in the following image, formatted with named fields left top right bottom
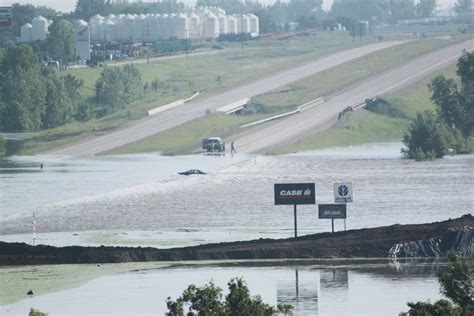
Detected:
left=48, top=41, right=405, bottom=155
left=230, top=39, right=473, bottom=154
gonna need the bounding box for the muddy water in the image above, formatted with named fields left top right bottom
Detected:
left=1, top=261, right=444, bottom=315
left=1, top=143, right=472, bottom=246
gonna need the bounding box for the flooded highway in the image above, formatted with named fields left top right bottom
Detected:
left=1, top=142, right=472, bottom=247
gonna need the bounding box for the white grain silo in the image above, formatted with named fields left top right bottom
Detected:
left=122, top=14, right=134, bottom=42
left=226, top=15, right=237, bottom=34
left=248, top=13, right=259, bottom=35
left=217, top=12, right=227, bottom=35
left=89, top=14, right=103, bottom=41
left=168, top=13, right=177, bottom=38
left=103, top=19, right=115, bottom=41
left=242, top=14, right=251, bottom=33
left=133, top=14, right=146, bottom=42
left=32, top=15, right=48, bottom=41
left=20, top=23, right=33, bottom=42
left=161, top=14, right=170, bottom=38
left=203, top=12, right=219, bottom=38
left=175, top=13, right=189, bottom=39
left=75, top=19, right=90, bottom=61
left=188, top=13, right=200, bottom=37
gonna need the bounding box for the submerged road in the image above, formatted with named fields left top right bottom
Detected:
left=49, top=41, right=405, bottom=155
left=231, top=39, right=474, bottom=154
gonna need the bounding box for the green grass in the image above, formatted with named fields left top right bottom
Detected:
left=16, top=32, right=377, bottom=155
left=105, top=113, right=266, bottom=155
left=0, top=262, right=167, bottom=305
left=252, top=38, right=462, bottom=112
left=271, top=65, right=460, bottom=154
left=109, top=38, right=462, bottom=155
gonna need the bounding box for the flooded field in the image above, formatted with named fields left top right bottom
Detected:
left=0, top=143, right=472, bottom=246
left=1, top=260, right=444, bottom=315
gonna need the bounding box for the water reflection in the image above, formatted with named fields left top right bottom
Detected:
left=1, top=261, right=444, bottom=315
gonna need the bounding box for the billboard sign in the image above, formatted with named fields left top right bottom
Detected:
left=334, top=182, right=353, bottom=203
left=0, top=7, right=12, bottom=28
left=274, top=183, right=315, bottom=205
left=318, top=204, right=347, bottom=219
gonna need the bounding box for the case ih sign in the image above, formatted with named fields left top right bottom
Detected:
left=0, top=7, right=12, bottom=28
left=274, top=183, right=315, bottom=205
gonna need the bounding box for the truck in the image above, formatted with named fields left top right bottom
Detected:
left=202, top=137, right=225, bottom=153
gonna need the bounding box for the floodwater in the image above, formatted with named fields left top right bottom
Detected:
left=0, top=143, right=472, bottom=247
left=0, top=142, right=472, bottom=315
left=1, top=260, right=444, bottom=315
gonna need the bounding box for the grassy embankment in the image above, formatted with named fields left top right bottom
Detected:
left=271, top=66, right=458, bottom=154
left=106, top=37, right=462, bottom=155
left=16, top=32, right=374, bottom=155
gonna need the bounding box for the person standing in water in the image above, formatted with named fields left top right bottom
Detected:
left=231, top=141, right=236, bottom=155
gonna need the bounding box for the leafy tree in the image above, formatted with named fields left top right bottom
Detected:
left=401, top=252, right=473, bottom=316
left=330, top=0, right=390, bottom=23
left=454, top=0, right=473, bottom=15
left=0, top=44, right=39, bottom=74
left=388, top=0, right=416, bottom=23
left=29, top=308, right=48, bottom=316
left=74, top=0, right=113, bottom=21
left=46, top=19, right=76, bottom=66
left=438, top=252, right=473, bottom=309
left=402, top=111, right=448, bottom=160
left=416, top=0, right=436, bottom=18
left=254, top=9, right=281, bottom=34
left=166, top=277, right=293, bottom=316
left=95, top=64, right=142, bottom=115
left=429, top=52, right=474, bottom=137
left=0, top=135, right=5, bottom=157
left=42, top=70, right=73, bottom=128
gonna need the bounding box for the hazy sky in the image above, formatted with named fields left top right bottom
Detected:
left=0, top=0, right=459, bottom=13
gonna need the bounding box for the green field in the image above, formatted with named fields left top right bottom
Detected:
left=270, top=65, right=459, bottom=154
left=108, top=38, right=462, bottom=155
left=12, top=33, right=467, bottom=156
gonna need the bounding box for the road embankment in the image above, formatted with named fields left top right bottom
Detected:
left=1, top=215, right=472, bottom=266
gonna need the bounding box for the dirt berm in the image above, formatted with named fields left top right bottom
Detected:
left=1, top=215, right=472, bottom=266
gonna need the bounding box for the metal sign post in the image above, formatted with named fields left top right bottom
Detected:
left=274, top=183, right=316, bottom=238
left=334, top=182, right=353, bottom=231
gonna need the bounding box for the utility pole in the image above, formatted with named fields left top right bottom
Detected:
left=144, top=21, right=151, bottom=63
left=56, top=14, right=63, bottom=70
left=103, top=30, right=107, bottom=65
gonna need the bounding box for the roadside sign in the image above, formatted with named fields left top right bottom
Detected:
left=274, top=183, right=315, bottom=205
left=318, top=204, right=347, bottom=219
left=0, top=7, right=12, bottom=28
left=334, top=182, right=353, bottom=203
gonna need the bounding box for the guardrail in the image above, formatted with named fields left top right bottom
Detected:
left=240, top=97, right=324, bottom=129
left=147, top=91, right=200, bottom=116
left=351, top=100, right=367, bottom=111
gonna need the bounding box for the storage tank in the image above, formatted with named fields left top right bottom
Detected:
left=241, top=14, right=251, bottom=33
left=161, top=14, right=169, bottom=38
left=188, top=13, right=200, bottom=37
left=89, top=14, right=104, bottom=41
left=103, top=19, right=115, bottom=41
left=32, top=15, right=48, bottom=41
left=175, top=13, right=189, bottom=39
left=20, top=23, right=33, bottom=42
left=122, top=14, right=134, bottom=42
left=203, top=12, right=219, bottom=38
left=168, top=13, right=177, bottom=38
left=133, top=14, right=146, bottom=42
left=217, top=12, right=227, bottom=35
left=226, top=15, right=237, bottom=34
left=248, top=13, right=259, bottom=34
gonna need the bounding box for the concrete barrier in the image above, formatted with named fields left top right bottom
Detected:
left=147, top=91, right=200, bottom=116
left=216, top=98, right=250, bottom=114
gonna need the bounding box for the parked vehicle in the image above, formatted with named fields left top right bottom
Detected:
left=202, top=137, right=225, bottom=153
left=178, top=169, right=207, bottom=176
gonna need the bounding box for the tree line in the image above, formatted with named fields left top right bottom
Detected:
left=0, top=44, right=146, bottom=132
left=402, top=52, right=474, bottom=160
